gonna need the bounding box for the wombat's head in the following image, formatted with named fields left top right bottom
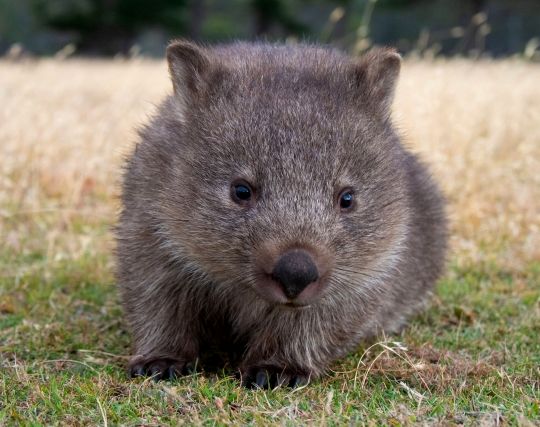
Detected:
left=157, top=41, right=409, bottom=307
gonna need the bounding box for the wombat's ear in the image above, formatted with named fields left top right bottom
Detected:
left=350, top=47, right=401, bottom=120
left=166, top=40, right=215, bottom=104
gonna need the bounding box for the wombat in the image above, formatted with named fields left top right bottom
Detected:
left=116, top=40, right=447, bottom=388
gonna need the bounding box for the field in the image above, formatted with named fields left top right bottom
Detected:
left=0, top=57, right=539, bottom=425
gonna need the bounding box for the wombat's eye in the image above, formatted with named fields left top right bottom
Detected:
left=338, top=189, right=354, bottom=211
left=231, top=180, right=254, bottom=205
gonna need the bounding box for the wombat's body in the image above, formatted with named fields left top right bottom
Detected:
left=116, top=41, right=447, bottom=387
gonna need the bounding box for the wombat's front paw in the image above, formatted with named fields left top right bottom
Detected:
left=240, top=366, right=310, bottom=389
left=129, top=356, right=195, bottom=381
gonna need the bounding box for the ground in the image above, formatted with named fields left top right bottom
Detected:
left=0, top=58, right=539, bottom=425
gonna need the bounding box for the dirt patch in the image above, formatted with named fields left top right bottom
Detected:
left=359, top=343, right=500, bottom=392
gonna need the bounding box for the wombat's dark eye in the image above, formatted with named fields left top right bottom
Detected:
left=231, top=180, right=254, bottom=205
left=338, top=189, right=354, bottom=211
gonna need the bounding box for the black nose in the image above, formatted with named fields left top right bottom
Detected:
left=272, top=250, right=319, bottom=299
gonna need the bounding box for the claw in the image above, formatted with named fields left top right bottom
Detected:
left=184, top=361, right=195, bottom=375
left=130, top=365, right=145, bottom=378
left=166, top=365, right=180, bottom=380
left=128, top=356, right=195, bottom=381
left=240, top=366, right=310, bottom=389
left=255, top=370, right=269, bottom=389
left=289, top=375, right=308, bottom=388
left=276, top=372, right=290, bottom=387
left=149, top=364, right=165, bottom=381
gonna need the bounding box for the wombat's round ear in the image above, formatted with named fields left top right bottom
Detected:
left=350, top=47, right=401, bottom=120
left=166, top=40, right=214, bottom=104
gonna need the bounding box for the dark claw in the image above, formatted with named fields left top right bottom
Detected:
left=289, top=375, right=308, bottom=388
left=240, top=367, right=310, bottom=389
left=276, top=372, right=290, bottom=387
left=130, top=365, right=145, bottom=378
left=167, top=365, right=180, bottom=380
left=255, top=370, right=269, bottom=389
left=166, top=361, right=194, bottom=380
left=128, top=357, right=195, bottom=381
left=184, top=362, right=195, bottom=374
left=149, top=364, right=165, bottom=381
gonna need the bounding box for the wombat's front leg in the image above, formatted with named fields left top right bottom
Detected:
left=121, top=271, right=200, bottom=381
left=127, top=318, right=199, bottom=381
left=127, top=313, right=199, bottom=381
left=239, top=336, right=320, bottom=389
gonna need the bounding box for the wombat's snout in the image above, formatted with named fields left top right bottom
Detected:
left=254, top=245, right=330, bottom=305
left=272, top=250, right=319, bottom=299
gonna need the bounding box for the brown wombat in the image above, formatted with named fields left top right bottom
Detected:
left=116, top=40, right=447, bottom=388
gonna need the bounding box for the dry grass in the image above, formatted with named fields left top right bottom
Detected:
left=0, top=59, right=168, bottom=265
left=1, top=57, right=539, bottom=425
left=396, top=60, right=540, bottom=270
left=1, top=58, right=539, bottom=269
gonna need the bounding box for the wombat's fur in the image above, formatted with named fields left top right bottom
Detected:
left=116, top=41, right=447, bottom=388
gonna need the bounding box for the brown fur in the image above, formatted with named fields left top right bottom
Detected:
left=116, top=40, right=447, bottom=387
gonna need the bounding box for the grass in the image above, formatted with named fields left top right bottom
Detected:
left=1, top=57, right=539, bottom=425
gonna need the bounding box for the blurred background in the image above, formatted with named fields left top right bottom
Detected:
left=1, top=0, right=539, bottom=59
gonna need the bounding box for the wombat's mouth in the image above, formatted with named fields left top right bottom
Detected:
left=283, top=301, right=312, bottom=309
left=254, top=272, right=325, bottom=307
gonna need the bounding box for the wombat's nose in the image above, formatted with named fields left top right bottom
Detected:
left=272, top=249, right=319, bottom=299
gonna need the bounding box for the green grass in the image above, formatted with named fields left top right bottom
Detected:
left=1, top=235, right=539, bottom=425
